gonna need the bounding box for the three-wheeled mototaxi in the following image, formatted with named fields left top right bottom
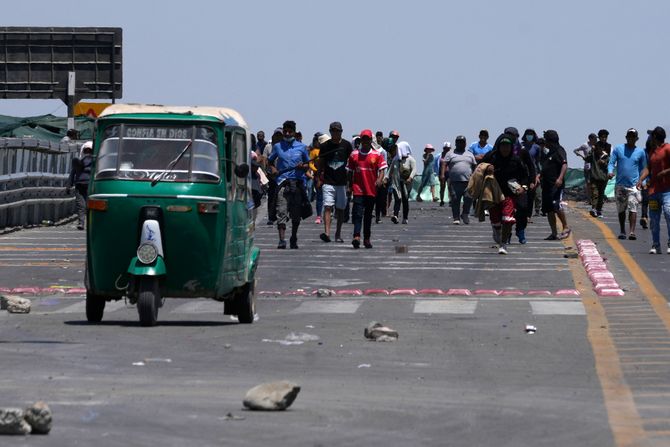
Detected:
left=84, top=104, right=260, bottom=326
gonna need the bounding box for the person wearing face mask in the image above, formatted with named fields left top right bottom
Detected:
left=512, top=129, right=539, bottom=243
left=482, top=134, right=529, bottom=254
left=539, top=130, right=570, bottom=240
left=263, top=127, right=284, bottom=225
left=268, top=120, right=310, bottom=249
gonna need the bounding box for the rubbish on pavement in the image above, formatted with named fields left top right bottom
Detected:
left=0, top=408, right=32, bottom=435
left=220, top=412, right=245, bottom=421
left=132, top=362, right=145, bottom=366
left=243, top=381, right=301, bottom=411
left=394, top=245, right=409, bottom=254
left=1, top=295, right=32, bottom=313
left=144, top=358, right=172, bottom=363
left=262, top=332, right=320, bottom=346
left=358, top=364, right=371, bottom=368
left=364, top=321, right=399, bottom=341
left=23, top=402, right=52, bottom=435
left=525, top=324, right=537, bottom=334
left=316, top=288, right=336, bottom=297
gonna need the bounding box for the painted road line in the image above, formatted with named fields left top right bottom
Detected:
left=291, top=300, right=361, bottom=314
left=563, top=231, right=647, bottom=446
left=170, top=300, right=223, bottom=314
left=47, top=299, right=128, bottom=314
left=530, top=301, right=586, bottom=315
left=413, top=300, right=477, bottom=314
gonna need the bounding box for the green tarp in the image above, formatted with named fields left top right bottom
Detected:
left=0, top=114, right=95, bottom=142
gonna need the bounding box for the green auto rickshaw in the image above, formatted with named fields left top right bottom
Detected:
left=85, top=104, right=260, bottom=326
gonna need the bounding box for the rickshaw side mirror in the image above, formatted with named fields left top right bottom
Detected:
left=234, top=163, right=249, bottom=178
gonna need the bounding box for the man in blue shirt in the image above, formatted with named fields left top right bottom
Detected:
left=607, top=128, right=648, bottom=240
left=268, top=120, right=310, bottom=249
left=468, top=129, right=493, bottom=163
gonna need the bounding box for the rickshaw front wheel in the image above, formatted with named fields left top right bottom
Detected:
left=137, top=277, right=160, bottom=327
left=86, top=292, right=105, bottom=323
left=237, top=281, right=256, bottom=324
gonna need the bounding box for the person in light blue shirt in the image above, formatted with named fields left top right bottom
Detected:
left=268, top=120, right=310, bottom=249
left=607, top=128, right=648, bottom=240
left=468, top=129, right=493, bottom=162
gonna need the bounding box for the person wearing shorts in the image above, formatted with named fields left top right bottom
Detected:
left=608, top=128, right=648, bottom=240
left=539, top=130, right=570, bottom=240
left=317, top=121, right=353, bottom=243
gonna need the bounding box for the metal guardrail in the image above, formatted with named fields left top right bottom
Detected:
left=0, top=137, right=81, bottom=229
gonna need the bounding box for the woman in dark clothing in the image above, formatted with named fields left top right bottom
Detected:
left=482, top=133, right=529, bottom=254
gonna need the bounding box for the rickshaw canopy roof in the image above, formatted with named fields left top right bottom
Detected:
left=99, top=104, right=249, bottom=130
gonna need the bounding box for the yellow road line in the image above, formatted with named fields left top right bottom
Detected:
left=563, top=233, right=646, bottom=446
left=576, top=208, right=670, bottom=334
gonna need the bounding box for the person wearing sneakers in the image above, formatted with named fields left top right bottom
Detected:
left=588, top=140, right=610, bottom=219
left=347, top=129, right=387, bottom=249
left=438, top=141, right=452, bottom=207
left=416, top=144, right=437, bottom=202
left=539, top=130, right=571, bottom=240
left=387, top=141, right=416, bottom=224
left=318, top=121, right=353, bottom=243
left=482, top=133, right=528, bottom=254
left=638, top=127, right=670, bottom=254
left=444, top=135, right=477, bottom=225
left=309, top=133, right=328, bottom=225
left=607, top=128, right=647, bottom=241
left=268, top=120, right=310, bottom=249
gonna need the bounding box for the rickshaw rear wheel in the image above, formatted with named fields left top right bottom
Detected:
left=86, top=292, right=105, bottom=323
left=138, top=277, right=160, bottom=327
left=237, top=281, right=256, bottom=324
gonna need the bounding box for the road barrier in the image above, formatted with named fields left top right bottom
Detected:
left=0, top=138, right=80, bottom=230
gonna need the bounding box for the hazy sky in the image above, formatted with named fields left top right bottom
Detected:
left=2, top=0, right=668, bottom=165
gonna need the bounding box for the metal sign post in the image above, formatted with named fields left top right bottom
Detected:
left=67, top=72, right=76, bottom=132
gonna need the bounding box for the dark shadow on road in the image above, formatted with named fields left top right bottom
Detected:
left=63, top=320, right=238, bottom=327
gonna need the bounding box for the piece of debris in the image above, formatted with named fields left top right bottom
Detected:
left=563, top=252, right=579, bottom=259
left=394, top=245, right=408, bottom=254
left=144, top=358, right=172, bottom=364
left=243, top=381, right=301, bottom=411
left=364, top=321, right=399, bottom=341
left=285, top=332, right=320, bottom=343
left=316, top=288, right=336, bottom=297
left=23, top=402, right=52, bottom=435
left=525, top=324, right=537, bottom=334
left=220, top=412, right=245, bottom=421
left=357, top=364, right=371, bottom=369
left=0, top=408, right=32, bottom=435
left=1, top=295, right=31, bottom=314
left=132, top=362, right=145, bottom=366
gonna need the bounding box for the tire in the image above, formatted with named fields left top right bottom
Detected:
left=86, top=292, right=105, bottom=323
left=137, top=277, right=160, bottom=327
left=237, top=282, right=256, bottom=324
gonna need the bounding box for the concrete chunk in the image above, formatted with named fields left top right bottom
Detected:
left=0, top=408, right=31, bottom=435
left=243, top=381, right=301, bottom=411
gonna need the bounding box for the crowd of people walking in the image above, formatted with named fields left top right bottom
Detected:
left=250, top=122, right=670, bottom=256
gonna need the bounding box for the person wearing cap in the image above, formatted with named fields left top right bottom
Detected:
left=347, top=129, right=387, bottom=249
left=386, top=141, right=416, bottom=224
left=307, top=132, right=327, bottom=225
left=574, top=133, right=598, bottom=202
left=469, top=129, right=493, bottom=163
left=482, top=133, right=529, bottom=254
left=416, top=144, right=438, bottom=202
left=438, top=141, right=452, bottom=206
left=638, top=127, right=670, bottom=254
left=262, top=127, right=284, bottom=225
left=597, top=129, right=612, bottom=155
left=607, top=128, right=648, bottom=240
left=67, top=141, right=94, bottom=230
left=444, top=136, right=477, bottom=224
left=539, top=130, right=570, bottom=240
left=587, top=140, right=610, bottom=218
left=267, top=120, right=310, bottom=249
left=317, top=121, right=353, bottom=243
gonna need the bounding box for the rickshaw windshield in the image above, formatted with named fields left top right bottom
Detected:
left=95, top=124, right=220, bottom=183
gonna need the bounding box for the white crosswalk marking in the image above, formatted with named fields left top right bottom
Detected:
left=413, top=300, right=477, bottom=314
left=48, top=299, right=128, bottom=314
left=291, top=300, right=361, bottom=314
left=170, top=300, right=223, bottom=314
left=530, top=301, right=586, bottom=315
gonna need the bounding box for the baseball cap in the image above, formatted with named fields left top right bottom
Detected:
left=273, top=127, right=283, bottom=136
left=360, top=129, right=373, bottom=139
left=455, top=135, right=466, bottom=142
left=500, top=137, right=513, bottom=145
left=443, top=141, right=451, bottom=149
left=329, top=121, right=343, bottom=131
left=424, top=144, right=435, bottom=151
left=81, top=141, right=93, bottom=152
left=390, top=130, right=399, bottom=137
left=647, top=126, right=667, bottom=140
left=626, top=128, right=638, bottom=137
left=318, top=134, right=331, bottom=145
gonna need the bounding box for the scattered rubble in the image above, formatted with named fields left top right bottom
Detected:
left=23, top=402, right=52, bottom=435
left=0, top=408, right=31, bottom=435
left=525, top=324, right=537, bottom=334
left=364, top=321, right=399, bottom=342
left=1, top=295, right=31, bottom=313
left=243, top=381, right=301, bottom=411
left=220, top=412, right=245, bottom=421
left=315, top=289, right=336, bottom=297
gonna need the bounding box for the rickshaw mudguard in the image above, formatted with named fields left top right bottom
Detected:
left=248, top=246, right=260, bottom=281
left=127, top=256, right=167, bottom=276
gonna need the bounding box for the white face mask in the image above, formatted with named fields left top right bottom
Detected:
left=284, top=136, right=295, bottom=143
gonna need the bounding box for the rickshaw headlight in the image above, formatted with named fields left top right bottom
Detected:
left=137, top=243, right=158, bottom=265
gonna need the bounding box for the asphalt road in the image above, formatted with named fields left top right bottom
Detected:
left=0, top=199, right=669, bottom=446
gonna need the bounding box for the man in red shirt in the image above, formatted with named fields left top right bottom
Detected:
left=347, top=129, right=388, bottom=249
left=639, top=127, right=670, bottom=254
